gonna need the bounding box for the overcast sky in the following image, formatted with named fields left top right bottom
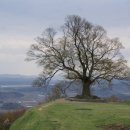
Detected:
left=0, top=0, right=130, bottom=75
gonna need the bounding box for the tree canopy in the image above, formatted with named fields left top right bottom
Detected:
left=27, top=15, right=130, bottom=97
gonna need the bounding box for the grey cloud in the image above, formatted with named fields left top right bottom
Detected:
left=0, top=0, right=130, bottom=27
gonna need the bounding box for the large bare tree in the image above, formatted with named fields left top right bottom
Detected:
left=27, top=15, right=130, bottom=97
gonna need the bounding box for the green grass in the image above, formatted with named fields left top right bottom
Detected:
left=10, top=100, right=130, bottom=130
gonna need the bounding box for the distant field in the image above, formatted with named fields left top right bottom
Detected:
left=10, top=100, right=130, bottom=130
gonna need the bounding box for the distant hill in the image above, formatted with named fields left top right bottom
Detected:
left=0, top=92, right=24, bottom=99
left=0, top=74, right=36, bottom=85
left=1, top=102, right=24, bottom=110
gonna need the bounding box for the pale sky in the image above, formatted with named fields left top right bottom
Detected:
left=0, top=0, right=130, bottom=75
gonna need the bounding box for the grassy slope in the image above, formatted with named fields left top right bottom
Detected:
left=10, top=100, right=130, bottom=130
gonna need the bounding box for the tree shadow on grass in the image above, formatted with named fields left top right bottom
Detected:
left=75, top=108, right=92, bottom=111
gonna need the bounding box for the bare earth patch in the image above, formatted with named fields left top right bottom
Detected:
left=99, top=124, right=130, bottom=130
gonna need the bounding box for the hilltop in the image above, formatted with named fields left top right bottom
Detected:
left=10, top=99, right=130, bottom=130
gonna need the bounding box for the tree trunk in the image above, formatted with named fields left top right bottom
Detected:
left=82, top=80, right=91, bottom=98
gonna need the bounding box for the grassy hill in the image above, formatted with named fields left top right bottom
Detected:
left=10, top=100, right=130, bottom=130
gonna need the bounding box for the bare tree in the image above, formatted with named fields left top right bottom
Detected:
left=26, top=15, right=130, bottom=98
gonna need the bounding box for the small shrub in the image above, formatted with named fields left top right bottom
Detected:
left=0, top=109, right=26, bottom=130
left=45, top=86, right=61, bottom=102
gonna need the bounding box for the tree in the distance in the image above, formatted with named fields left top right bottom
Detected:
left=26, top=15, right=130, bottom=98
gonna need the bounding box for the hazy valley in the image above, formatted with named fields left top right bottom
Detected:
left=1, top=74, right=130, bottom=112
